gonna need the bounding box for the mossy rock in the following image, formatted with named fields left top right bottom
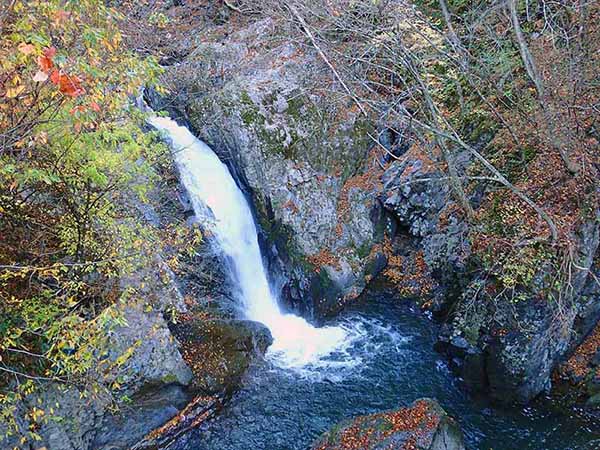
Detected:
left=169, top=318, right=273, bottom=394
left=312, top=398, right=465, bottom=450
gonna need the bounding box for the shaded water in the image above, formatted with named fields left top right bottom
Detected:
left=174, top=296, right=600, bottom=450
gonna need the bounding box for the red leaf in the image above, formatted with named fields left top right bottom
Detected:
left=59, top=75, right=84, bottom=97
left=37, top=55, right=53, bottom=72
left=50, top=70, right=85, bottom=97
left=90, top=101, right=101, bottom=112
left=37, top=47, right=56, bottom=72
left=50, top=69, right=61, bottom=84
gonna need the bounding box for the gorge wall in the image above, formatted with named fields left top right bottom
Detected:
left=155, top=9, right=600, bottom=407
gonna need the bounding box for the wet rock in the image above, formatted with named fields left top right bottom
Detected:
left=94, top=384, right=192, bottom=449
left=312, top=398, right=465, bottom=450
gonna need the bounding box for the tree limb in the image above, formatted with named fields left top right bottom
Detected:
left=286, top=3, right=368, bottom=118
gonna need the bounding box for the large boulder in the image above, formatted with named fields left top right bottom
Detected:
left=168, top=316, right=273, bottom=395
left=436, top=219, right=600, bottom=404
left=312, top=398, right=465, bottom=450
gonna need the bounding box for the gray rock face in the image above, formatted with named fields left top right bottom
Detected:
left=379, top=155, right=470, bottom=313
left=312, top=398, right=465, bottom=450
left=551, top=258, right=600, bottom=405
left=162, top=19, right=384, bottom=319
left=93, top=384, right=191, bottom=450
left=376, top=139, right=600, bottom=405
left=572, top=241, right=600, bottom=344
left=3, top=300, right=194, bottom=450
left=106, top=302, right=194, bottom=390
left=381, top=158, right=448, bottom=238
left=437, top=219, right=600, bottom=404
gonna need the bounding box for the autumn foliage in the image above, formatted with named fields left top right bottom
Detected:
left=0, top=0, right=166, bottom=444
left=315, top=399, right=442, bottom=450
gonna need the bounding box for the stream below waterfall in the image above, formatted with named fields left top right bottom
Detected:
left=171, top=296, right=600, bottom=450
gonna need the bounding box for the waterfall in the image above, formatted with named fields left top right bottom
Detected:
left=149, top=115, right=350, bottom=369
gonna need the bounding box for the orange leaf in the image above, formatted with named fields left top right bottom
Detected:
left=37, top=55, right=53, bottom=71
left=37, top=47, right=56, bottom=72
left=50, top=70, right=85, bottom=97
left=59, top=75, right=84, bottom=97
left=90, top=101, right=101, bottom=112
left=50, top=70, right=61, bottom=84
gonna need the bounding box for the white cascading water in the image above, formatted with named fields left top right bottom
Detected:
left=149, top=115, right=354, bottom=370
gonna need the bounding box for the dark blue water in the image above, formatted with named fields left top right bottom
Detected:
left=174, top=295, right=600, bottom=450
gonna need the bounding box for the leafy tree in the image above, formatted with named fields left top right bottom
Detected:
left=0, top=0, right=167, bottom=444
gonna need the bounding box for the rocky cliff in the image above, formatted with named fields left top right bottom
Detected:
left=159, top=18, right=388, bottom=320
left=156, top=9, right=600, bottom=406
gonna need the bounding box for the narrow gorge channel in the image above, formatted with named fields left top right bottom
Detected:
left=152, top=117, right=600, bottom=450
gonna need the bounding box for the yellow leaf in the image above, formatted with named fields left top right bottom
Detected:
left=6, top=85, right=25, bottom=98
